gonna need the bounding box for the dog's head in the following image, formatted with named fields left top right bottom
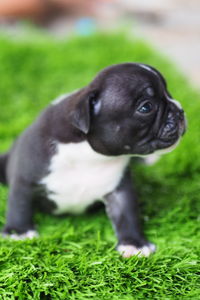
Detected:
left=72, top=63, right=186, bottom=156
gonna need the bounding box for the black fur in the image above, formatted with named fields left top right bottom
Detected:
left=0, top=154, right=8, bottom=184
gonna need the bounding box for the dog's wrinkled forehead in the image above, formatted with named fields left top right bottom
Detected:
left=91, top=63, right=166, bottom=109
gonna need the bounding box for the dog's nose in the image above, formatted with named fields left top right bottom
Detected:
left=173, top=109, right=187, bottom=136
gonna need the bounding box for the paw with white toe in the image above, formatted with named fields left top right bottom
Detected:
left=2, top=230, right=39, bottom=240
left=117, top=243, right=156, bottom=258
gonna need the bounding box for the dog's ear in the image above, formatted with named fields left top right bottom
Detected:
left=71, top=91, right=98, bottom=134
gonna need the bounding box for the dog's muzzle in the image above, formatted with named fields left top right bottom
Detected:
left=159, top=108, right=186, bottom=144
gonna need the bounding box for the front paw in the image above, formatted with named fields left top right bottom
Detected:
left=117, top=243, right=156, bottom=258
left=2, top=225, right=39, bottom=240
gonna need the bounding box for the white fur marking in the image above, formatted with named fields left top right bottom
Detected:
left=144, top=154, right=160, bottom=165
left=94, top=100, right=101, bottom=115
left=117, top=243, right=156, bottom=258
left=139, top=64, right=158, bottom=77
left=52, top=89, right=79, bottom=105
left=124, top=145, right=131, bottom=151
left=40, top=141, right=130, bottom=215
left=2, top=230, right=39, bottom=240
left=169, top=98, right=182, bottom=110
left=164, top=91, right=183, bottom=110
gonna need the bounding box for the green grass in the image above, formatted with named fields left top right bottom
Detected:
left=0, top=32, right=199, bottom=299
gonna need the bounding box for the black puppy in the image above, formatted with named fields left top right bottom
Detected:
left=0, top=63, right=186, bottom=257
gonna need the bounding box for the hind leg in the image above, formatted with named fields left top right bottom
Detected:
left=2, top=178, right=38, bottom=239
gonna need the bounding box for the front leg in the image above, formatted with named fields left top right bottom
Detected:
left=2, top=178, right=38, bottom=240
left=105, top=169, right=155, bottom=258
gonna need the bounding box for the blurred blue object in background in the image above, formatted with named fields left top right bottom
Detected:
left=75, top=17, right=96, bottom=36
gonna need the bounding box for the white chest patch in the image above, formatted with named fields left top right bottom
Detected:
left=40, top=142, right=130, bottom=215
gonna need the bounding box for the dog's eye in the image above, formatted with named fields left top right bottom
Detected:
left=137, top=101, right=153, bottom=114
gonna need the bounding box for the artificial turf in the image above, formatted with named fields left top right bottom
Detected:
left=0, top=32, right=199, bottom=299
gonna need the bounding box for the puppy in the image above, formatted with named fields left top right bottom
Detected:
left=0, top=63, right=186, bottom=257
